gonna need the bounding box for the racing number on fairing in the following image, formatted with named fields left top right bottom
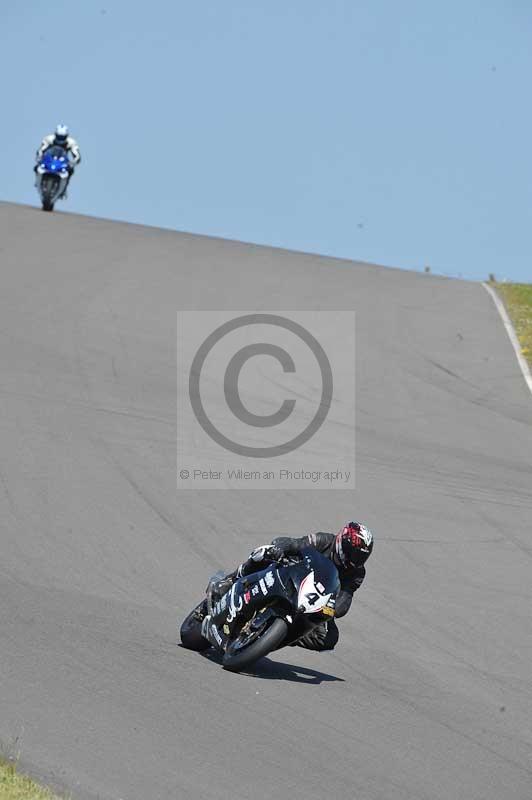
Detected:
left=298, top=571, right=332, bottom=614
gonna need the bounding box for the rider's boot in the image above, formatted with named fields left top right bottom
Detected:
left=192, top=598, right=208, bottom=622
left=210, top=572, right=237, bottom=606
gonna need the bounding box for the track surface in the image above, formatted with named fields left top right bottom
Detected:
left=1, top=202, right=531, bottom=800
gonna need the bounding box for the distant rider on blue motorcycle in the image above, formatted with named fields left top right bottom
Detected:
left=35, top=124, right=81, bottom=197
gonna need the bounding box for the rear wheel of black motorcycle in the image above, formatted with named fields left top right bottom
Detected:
left=42, top=198, right=54, bottom=211
left=180, top=601, right=210, bottom=651
left=222, top=617, right=288, bottom=673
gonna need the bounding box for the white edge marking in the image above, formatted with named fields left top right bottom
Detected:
left=482, top=282, right=532, bottom=397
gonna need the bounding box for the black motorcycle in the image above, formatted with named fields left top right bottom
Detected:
left=180, top=548, right=340, bottom=672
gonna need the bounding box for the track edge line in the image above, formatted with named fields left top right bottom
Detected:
left=482, top=281, right=532, bottom=397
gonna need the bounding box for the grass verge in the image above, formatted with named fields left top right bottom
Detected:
left=0, top=759, right=64, bottom=800
left=492, top=282, right=532, bottom=369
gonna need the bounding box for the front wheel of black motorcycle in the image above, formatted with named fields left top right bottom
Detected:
left=180, top=601, right=211, bottom=651
left=222, top=617, right=288, bottom=673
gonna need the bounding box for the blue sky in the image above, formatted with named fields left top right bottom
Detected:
left=2, top=0, right=531, bottom=281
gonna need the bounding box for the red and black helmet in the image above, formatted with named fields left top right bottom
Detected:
left=334, top=522, right=373, bottom=568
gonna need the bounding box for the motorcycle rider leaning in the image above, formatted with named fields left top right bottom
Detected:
left=214, top=522, right=373, bottom=652
left=35, top=124, right=81, bottom=195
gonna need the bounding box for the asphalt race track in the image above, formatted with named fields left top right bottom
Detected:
left=1, top=201, right=531, bottom=800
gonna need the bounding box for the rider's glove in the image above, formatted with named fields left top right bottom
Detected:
left=267, top=544, right=284, bottom=562
left=249, top=544, right=284, bottom=563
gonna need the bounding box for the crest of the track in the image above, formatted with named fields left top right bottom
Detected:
left=1, top=202, right=531, bottom=799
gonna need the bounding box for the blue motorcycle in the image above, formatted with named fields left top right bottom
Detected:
left=35, top=146, right=71, bottom=211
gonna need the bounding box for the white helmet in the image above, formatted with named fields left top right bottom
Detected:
left=55, top=124, right=69, bottom=142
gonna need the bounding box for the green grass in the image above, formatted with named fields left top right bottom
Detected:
left=492, top=282, right=532, bottom=369
left=0, top=759, right=64, bottom=800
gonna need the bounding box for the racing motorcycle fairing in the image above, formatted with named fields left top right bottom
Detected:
left=37, top=145, right=70, bottom=176
left=35, top=145, right=71, bottom=209
left=202, top=548, right=339, bottom=652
